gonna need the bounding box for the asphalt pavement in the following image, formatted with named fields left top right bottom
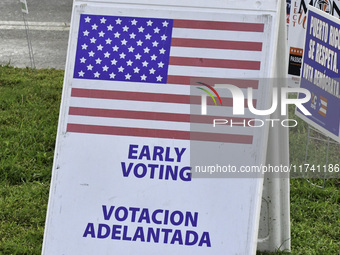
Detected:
left=0, top=0, right=73, bottom=69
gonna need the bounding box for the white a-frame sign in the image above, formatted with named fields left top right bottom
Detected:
left=43, top=0, right=290, bottom=254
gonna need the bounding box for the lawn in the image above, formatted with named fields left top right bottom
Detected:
left=0, top=65, right=339, bottom=254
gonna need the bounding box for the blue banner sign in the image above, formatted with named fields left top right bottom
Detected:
left=297, top=6, right=340, bottom=142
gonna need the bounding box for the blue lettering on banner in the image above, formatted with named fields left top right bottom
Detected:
left=127, top=144, right=186, bottom=162
left=82, top=205, right=211, bottom=247
left=122, top=144, right=191, bottom=181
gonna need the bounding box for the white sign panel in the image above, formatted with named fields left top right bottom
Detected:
left=43, top=1, right=279, bottom=254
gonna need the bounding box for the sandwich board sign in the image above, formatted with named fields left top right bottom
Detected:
left=296, top=6, right=340, bottom=143
left=42, top=0, right=288, bottom=254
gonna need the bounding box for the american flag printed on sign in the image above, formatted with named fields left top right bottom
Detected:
left=67, top=14, right=266, bottom=144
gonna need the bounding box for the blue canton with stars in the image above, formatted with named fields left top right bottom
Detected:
left=73, top=14, right=173, bottom=84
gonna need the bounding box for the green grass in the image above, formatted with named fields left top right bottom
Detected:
left=0, top=66, right=63, bottom=254
left=0, top=65, right=339, bottom=254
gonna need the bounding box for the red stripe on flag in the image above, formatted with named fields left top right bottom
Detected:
left=169, top=56, right=261, bottom=70
left=69, top=107, right=254, bottom=125
left=166, top=76, right=259, bottom=89
left=69, top=107, right=190, bottom=122
left=173, top=19, right=264, bottom=32
left=171, top=38, right=262, bottom=51
left=320, top=96, right=328, bottom=103
left=67, top=124, right=253, bottom=144
left=71, top=88, right=256, bottom=107
left=71, top=88, right=190, bottom=104
left=318, top=111, right=326, bottom=117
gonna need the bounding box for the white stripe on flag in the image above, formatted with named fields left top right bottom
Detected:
left=170, top=47, right=262, bottom=61
left=167, top=66, right=261, bottom=79
left=71, top=80, right=190, bottom=95
left=69, top=97, right=258, bottom=119
left=319, top=107, right=327, bottom=114
left=320, top=100, right=327, bottom=107
left=172, top=28, right=264, bottom=42
left=69, top=98, right=191, bottom=114
left=67, top=115, right=253, bottom=136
